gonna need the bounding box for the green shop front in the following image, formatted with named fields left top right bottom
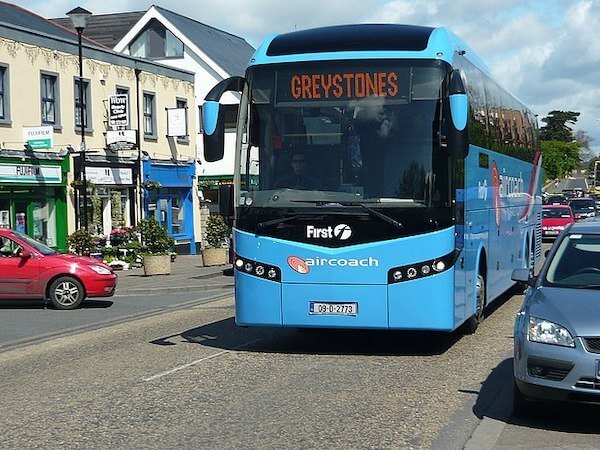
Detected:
left=0, top=151, right=69, bottom=250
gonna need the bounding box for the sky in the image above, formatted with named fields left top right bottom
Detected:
left=13, top=0, right=600, bottom=155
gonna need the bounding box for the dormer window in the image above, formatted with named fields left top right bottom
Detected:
left=130, top=19, right=184, bottom=59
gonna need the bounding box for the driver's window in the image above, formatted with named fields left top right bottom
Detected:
left=0, top=236, right=20, bottom=257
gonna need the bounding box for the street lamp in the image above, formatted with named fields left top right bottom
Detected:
left=67, top=6, right=92, bottom=229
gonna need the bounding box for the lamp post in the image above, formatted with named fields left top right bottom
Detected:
left=67, top=7, right=92, bottom=229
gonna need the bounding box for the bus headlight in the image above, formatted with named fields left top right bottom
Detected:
left=387, top=250, right=457, bottom=284
left=234, top=254, right=281, bottom=282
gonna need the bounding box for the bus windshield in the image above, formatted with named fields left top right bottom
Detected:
left=237, top=60, right=455, bottom=238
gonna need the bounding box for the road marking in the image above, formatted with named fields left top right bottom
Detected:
left=143, top=339, right=261, bottom=382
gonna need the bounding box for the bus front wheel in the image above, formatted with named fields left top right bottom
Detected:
left=464, top=274, right=486, bottom=334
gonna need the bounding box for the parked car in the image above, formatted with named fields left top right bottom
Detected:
left=541, top=205, right=575, bottom=239
left=511, top=221, right=600, bottom=416
left=568, top=197, right=597, bottom=220
left=0, top=228, right=117, bottom=309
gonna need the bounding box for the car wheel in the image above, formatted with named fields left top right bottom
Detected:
left=48, top=276, right=85, bottom=310
left=512, top=380, right=532, bottom=417
left=464, top=274, right=486, bottom=334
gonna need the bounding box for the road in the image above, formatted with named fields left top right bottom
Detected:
left=0, top=288, right=519, bottom=449
left=0, top=274, right=233, bottom=350
left=2, top=278, right=599, bottom=448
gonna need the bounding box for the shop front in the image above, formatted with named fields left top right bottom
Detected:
left=74, top=156, right=138, bottom=239
left=143, top=159, right=196, bottom=254
left=0, top=151, right=69, bottom=250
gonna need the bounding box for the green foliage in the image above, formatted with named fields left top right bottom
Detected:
left=205, top=214, right=230, bottom=248
left=67, top=229, right=94, bottom=255
left=136, top=216, right=174, bottom=254
left=540, top=110, right=580, bottom=142
left=540, top=140, right=580, bottom=180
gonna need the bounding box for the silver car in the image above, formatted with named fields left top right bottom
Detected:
left=511, top=221, right=600, bottom=416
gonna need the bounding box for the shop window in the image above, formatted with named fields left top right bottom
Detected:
left=41, top=72, right=60, bottom=127
left=146, top=188, right=187, bottom=236
left=32, top=199, right=57, bottom=248
left=74, top=78, right=91, bottom=130
left=0, top=63, right=10, bottom=123
left=143, top=92, right=157, bottom=138
left=87, top=188, right=131, bottom=237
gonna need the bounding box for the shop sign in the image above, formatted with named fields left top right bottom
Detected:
left=109, top=94, right=129, bottom=128
left=166, top=107, right=187, bottom=137
left=0, top=163, right=62, bottom=184
left=106, top=129, right=137, bottom=151
left=23, top=126, right=53, bottom=150
left=86, top=166, right=133, bottom=185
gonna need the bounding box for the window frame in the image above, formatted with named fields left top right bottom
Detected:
left=74, top=77, right=92, bottom=132
left=175, top=97, right=189, bottom=143
left=0, top=63, right=11, bottom=124
left=41, top=71, right=61, bottom=129
left=143, top=91, right=157, bottom=140
left=115, top=85, right=131, bottom=129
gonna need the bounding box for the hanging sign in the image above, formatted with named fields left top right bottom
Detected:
left=109, top=94, right=129, bottom=128
left=106, top=129, right=137, bottom=151
left=166, top=107, right=187, bottom=137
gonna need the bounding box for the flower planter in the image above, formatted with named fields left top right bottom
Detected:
left=202, top=247, right=228, bottom=266
left=143, top=254, right=171, bottom=276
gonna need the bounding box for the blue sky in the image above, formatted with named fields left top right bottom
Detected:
left=13, top=0, right=600, bottom=155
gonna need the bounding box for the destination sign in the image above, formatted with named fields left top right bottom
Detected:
left=276, top=66, right=410, bottom=104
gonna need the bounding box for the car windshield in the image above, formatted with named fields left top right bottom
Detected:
left=545, top=233, right=600, bottom=288
left=12, top=231, right=58, bottom=255
left=569, top=199, right=595, bottom=210
left=542, top=207, right=571, bottom=218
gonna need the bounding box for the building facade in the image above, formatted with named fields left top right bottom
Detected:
left=0, top=4, right=198, bottom=252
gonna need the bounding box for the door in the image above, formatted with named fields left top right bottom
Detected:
left=0, top=235, right=40, bottom=298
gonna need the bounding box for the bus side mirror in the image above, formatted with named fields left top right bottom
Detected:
left=447, top=70, right=469, bottom=159
left=203, top=101, right=225, bottom=162
left=202, top=76, right=246, bottom=162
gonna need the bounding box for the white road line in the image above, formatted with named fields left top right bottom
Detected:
left=143, top=339, right=261, bottom=382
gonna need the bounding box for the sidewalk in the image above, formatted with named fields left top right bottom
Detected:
left=114, top=254, right=234, bottom=295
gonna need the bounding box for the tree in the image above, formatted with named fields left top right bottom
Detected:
left=574, top=129, right=595, bottom=166
left=540, top=140, right=580, bottom=180
left=539, top=111, right=580, bottom=142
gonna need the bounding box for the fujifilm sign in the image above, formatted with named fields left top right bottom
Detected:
left=306, top=224, right=352, bottom=240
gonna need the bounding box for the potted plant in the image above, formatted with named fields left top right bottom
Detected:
left=202, top=214, right=230, bottom=266
left=142, top=180, right=162, bottom=191
left=67, top=228, right=94, bottom=255
left=136, top=216, right=174, bottom=276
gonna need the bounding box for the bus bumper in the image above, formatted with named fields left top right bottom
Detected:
left=235, top=268, right=455, bottom=330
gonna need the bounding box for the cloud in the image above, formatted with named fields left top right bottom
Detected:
left=14, top=0, right=600, bottom=152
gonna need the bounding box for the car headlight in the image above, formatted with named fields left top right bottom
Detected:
left=528, top=316, right=574, bottom=347
left=89, top=265, right=112, bottom=275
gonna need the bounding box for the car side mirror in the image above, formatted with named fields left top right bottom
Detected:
left=511, top=268, right=536, bottom=287
left=19, top=250, right=32, bottom=259
left=544, top=249, right=551, bottom=258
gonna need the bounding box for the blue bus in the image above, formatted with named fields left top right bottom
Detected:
left=202, top=24, right=542, bottom=333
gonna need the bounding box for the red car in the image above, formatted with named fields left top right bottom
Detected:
left=542, top=204, right=575, bottom=239
left=0, top=228, right=117, bottom=309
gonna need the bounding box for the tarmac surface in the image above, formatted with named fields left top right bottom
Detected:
left=115, top=254, right=233, bottom=295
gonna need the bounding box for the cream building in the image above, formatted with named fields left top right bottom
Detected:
left=0, top=3, right=199, bottom=253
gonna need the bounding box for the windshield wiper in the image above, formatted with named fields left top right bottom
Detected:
left=291, top=200, right=404, bottom=231
left=257, top=213, right=327, bottom=230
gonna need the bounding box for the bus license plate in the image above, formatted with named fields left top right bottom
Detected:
left=309, top=302, right=357, bottom=316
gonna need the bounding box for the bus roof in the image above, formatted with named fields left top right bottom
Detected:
left=248, top=24, right=491, bottom=77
